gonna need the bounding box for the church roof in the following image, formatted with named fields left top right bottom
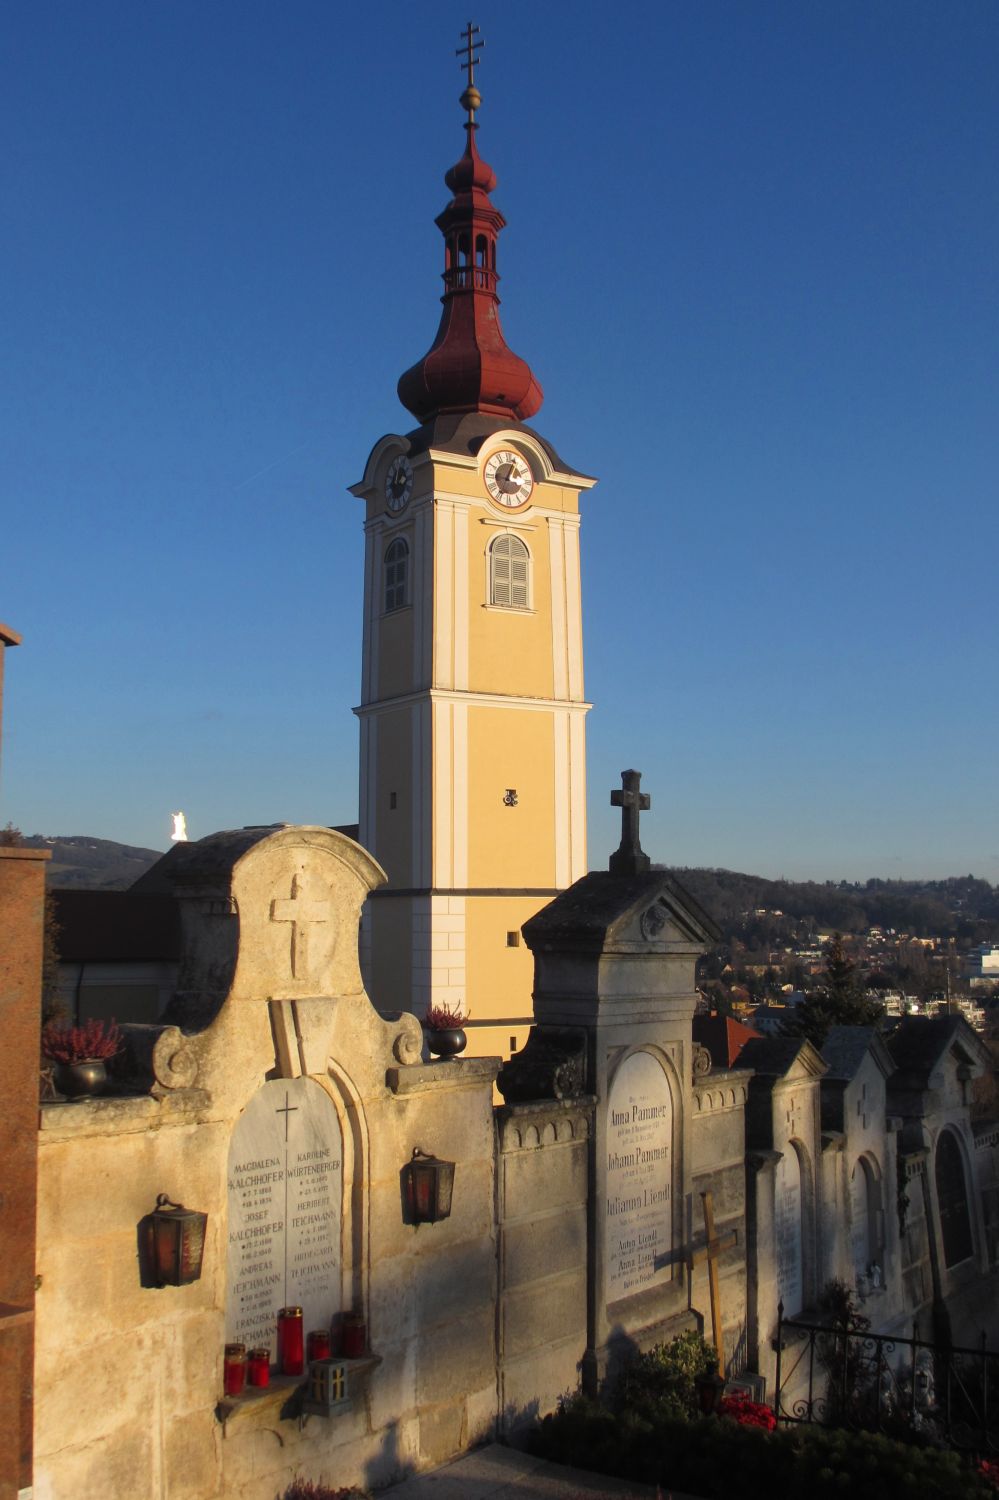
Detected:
left=692, top=1013, right=761, bottom=1069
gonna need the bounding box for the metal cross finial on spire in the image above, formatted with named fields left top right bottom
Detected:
left=609, top=769, right=652, bottom=876
left=456, top=21, right=484, bottom=123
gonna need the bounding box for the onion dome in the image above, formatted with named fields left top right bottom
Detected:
left=397, top=50, right=543, bottom=425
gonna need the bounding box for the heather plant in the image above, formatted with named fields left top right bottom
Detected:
left=422, top=1000, right=467, bottom=1030
left=279, top=1482, right=370, bottom=1500
left=41, top=1017, right=122, bottom=1063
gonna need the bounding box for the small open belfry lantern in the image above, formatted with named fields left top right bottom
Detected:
left=403, top=1147, right=455, bottom=1224
left=147, top=1193, right=208, bottom=1286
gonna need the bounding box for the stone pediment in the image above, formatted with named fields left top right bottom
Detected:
left=156, top=825, right=387, bottom=1030
left=523, top=870, right=720, bottom=957
left=887, top=1015, right=990, bottom=1089
left=738, top=1035, right=827, bottom=1088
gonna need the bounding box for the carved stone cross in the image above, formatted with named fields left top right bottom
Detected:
left=609, top=768, right=651, bottom=875
left=270, top=873, right=329, bottom=981
left=857, top=1082, right=868, bottom=1130
left=687, top=1190, right=737, bottom=1373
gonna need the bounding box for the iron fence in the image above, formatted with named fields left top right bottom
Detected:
left=773, top=1300, right=999, bottom=1454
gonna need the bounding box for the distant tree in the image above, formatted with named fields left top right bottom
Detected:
left=784, top=933, right=885, bottom=1048
left=0, top=822, right=22, bottom=846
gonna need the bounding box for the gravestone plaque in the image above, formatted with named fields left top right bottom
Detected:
left=775, top=1146, right=803, bottom=1315
left=225, top=1077, right=343, bottom=1356
left=605, top=1051, right=673, bottom=1301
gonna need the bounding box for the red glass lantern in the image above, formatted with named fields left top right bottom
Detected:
left=403, top=1148, right=456, bottom=1224
left=307, top=1329, right=331, bottom=1363
left=342, top=1313, right=366, bottom=1359
left=223, top=1344, right=246, bottom=1397
left=147, top=1194, right=208, bottom=1286
left=278, top=1306, right=305, bottom=1376
left=247, top=1349, right=270, bottom=1387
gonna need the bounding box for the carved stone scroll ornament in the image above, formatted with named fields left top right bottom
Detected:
left=692, top=1043, right=712, bottom=1082
left=497, top=1027, right=586, bottom=1103
left=387, top=1012, right=424, bottom=1066
left=111, top=1023, right=199, bottom=1095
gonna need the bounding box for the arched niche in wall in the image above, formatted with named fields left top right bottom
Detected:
left=775, top=1142, right=804, bottom=1316
left=850, top=1154, right=885, bottom=1282
left=935, top=1127, right=974, bottom=1269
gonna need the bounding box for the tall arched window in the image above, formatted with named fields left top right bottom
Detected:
left=936, top=1129, right=973, bottom=1268
left=489, top=533, right=530, bottom=608
left=384, top=537, right=409, bottom=612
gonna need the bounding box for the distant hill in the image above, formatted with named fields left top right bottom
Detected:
left=666, top=867, right=999, bottom=943
left=15, top=833, right=999, bottom=942
left=21, top=834, right=164, bottom=890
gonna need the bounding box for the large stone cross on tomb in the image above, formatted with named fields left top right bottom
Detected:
left=270, top=872, right=330, bottom=982
left=609, top=768, right=652, bottom=875
left=687, top=1190, right=737, bottom=1373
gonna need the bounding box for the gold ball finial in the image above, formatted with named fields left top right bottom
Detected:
left=460, top=84, right=481, bottom=117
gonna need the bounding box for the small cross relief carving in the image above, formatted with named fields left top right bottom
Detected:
left=270, top=872, right=330, bottom=982
left=857, top=1082, right=868, bottom=1130
left=786, top=1093, right=801, bottom=1136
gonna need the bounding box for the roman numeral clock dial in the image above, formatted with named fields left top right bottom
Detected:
left=484, top=449, right=533, bottom=508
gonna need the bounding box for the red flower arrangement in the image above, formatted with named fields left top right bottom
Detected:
left=717, top=1393, right=777, bottom=1432
left=422, top=1001, right=468, bottom=1031
left=980, top=1458, right=999, bottom=1492
left=41, top=1017, right=122, bottom=1064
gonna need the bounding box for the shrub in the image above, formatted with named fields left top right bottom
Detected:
left=531, top=1401, right=991, bottom=1499
left=613, top=1329, right=717, bottom=1422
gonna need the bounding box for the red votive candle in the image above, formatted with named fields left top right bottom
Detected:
left=278, top=1306, right=305, bottom=1376
left=307, top=1329, right=331, bottom=1363
left=343, top=1313, right=366, bottom=1359
left=223, top=1343, right=246, bottom=1397
left=247, top=1348, right=270, bottom=1387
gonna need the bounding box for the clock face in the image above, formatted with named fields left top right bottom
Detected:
left=484, top=448, right=534, bottom=508
left=385, top=455, right=414, bottom=512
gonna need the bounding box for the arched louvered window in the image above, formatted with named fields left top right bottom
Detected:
left=936, top=1128, right=973, bottom=1268
left=384, top=537, right=409, bottom=612
left=490, top=533, right=530, bottom=609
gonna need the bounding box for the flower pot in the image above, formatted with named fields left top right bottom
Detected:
left=51, top=1059, right=108, bottom=1098
left=425, top=1026, right=467, bottom=1061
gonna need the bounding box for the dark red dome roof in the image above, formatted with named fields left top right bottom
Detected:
left=397, top=125, right=543, bottom=425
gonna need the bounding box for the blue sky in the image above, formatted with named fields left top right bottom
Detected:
left=2, top=1, right=997, bottom=882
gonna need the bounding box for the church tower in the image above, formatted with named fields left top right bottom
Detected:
left=349, top=28, right=595, bottom=1058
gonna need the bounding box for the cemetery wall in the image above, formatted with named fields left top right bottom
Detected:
left=495, top=1097, right=593, bottom=1434
left=32, top=1055, right=502, bottom=1500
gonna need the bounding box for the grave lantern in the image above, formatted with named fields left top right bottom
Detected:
left=301, top=1358, right=349, bottom=1417
left=403, top=1147, right=455, bottom=1224
left=147, top=1193, right=208, bottom=1286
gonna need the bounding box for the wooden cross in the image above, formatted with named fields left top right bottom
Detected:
left=687, top=1190, right=737, bottom=1373
left=609, top=768, right=651, bottom=875
left=270, top=873, right=329, bottom=981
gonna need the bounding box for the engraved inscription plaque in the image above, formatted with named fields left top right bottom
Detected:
left=605, top=1051, right=673, bottom=1302
left=225, top=1077, right=343, bottom=1356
